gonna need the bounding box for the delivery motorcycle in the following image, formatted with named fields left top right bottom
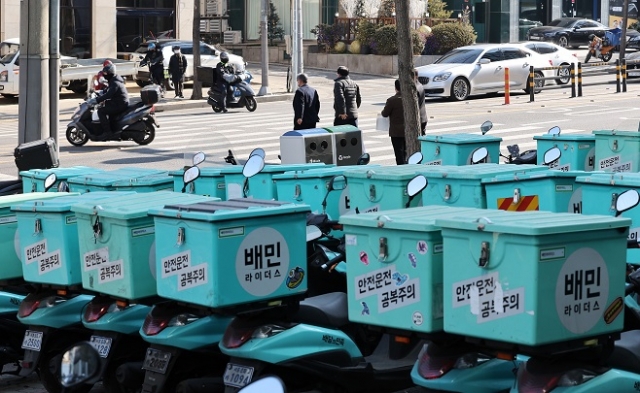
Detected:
left=207, top=70, right=257, bottom=113
left=584, top=29, right=621, bottom=63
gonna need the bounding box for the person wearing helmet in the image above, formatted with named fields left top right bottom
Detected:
left=91, top=60, right=114, bottom=92
left=142, top=41, right=165, bottom=91
left=213, top=51, right=234, bottom=112
left=168, top=45, right=187, bottom=98
left=87, top=63, right=130, bottom=140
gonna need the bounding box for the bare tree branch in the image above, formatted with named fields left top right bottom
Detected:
left=340, top=0, right=359, bottom=17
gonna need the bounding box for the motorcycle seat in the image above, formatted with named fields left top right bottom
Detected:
left=608, top=331, right=640, bottom=373
left=297, top=292, right=349, bottom=328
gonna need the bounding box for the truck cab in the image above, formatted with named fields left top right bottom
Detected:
left=0, top=38, right=20, bottom=97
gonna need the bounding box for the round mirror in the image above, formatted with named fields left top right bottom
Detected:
left=192, top=152, right=206, bottom=166
left=59, top=342, right=101, bottom=387
left=471, top=147, right=488, bottom=164
left=480, top=120, right=493, bottom=135
left=243, top=154, right=265, bottom=178
left=306, top=225, right=323, bottom=242
left=357, top=153, right=370, bottom=166
left=57, top=181, right=70, bottom=193
left=329, top=175, right=347, bottom=191
left=616, top=190, right=640, bottom=215
left=543, top=147, right=562, bottom=165
left=249, top=148, right=266, bottom=159
left=183, top=166, right=201, bottom=186
left=44, top=173, right=57, bottom=192
left=407, top=175, right=428, bottom=197
left=238, top=376, right=286, bottom=393
left=407, top=152, right=424, bottom=165
left=547, top=126, right=561, bottom=135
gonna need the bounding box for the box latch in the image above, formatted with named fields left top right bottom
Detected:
left=33, top=219, right=42, bottom=235
left=444, top=184, right=451, bottom=200
left=92, top=216, right=102, bottom=243
left=294, top=184, right=302, bottom=201
left=176, top=227, right=185, bottom=246
left=435, top=146, right=440, bottom=156
left=369, top=184, right=376, bottom=201
left=479, top=241, right=490, bottom=268
left=379, top=237, right=388, bottom=261
left=613, top=139, right=619, bottom=151
left=611, top=193, right=618, bottom=211
left=513, top=188, right=521, bottom=204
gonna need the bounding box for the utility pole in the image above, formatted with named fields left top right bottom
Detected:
left=259, top=0, right=270, bottom=96
left=291, top=0, right=298, bottom=88
left=295, top=0, right=303, bottom=75
left=49, top=0, right=60, bottom=150
left=18, top=0, right=50, bottom=145
left=192, top=0, right=203, bottom=99
left=620, top=0, right=630, bottom=61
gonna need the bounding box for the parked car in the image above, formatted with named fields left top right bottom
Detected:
left=527, top=18, right=640, bottom=48
left=134, top=40, right=246, bottom=90
left=628, top=32, right=640, bottom=50
left=518, top=41, right=578, bottom=84
left=415, top=44, right=553, bottom=101
left=519, top=19, right=543, bottom=41
left=625, top=51, right=640, bottom=77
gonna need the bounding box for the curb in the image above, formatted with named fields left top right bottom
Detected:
left=153, top=93, right=293, bottom=112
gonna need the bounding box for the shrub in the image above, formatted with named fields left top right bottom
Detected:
left=355, top=19, right=379, bottom=47
left=412, top=30, right=428, bottom=55
left=373, top=24, right=398, bottom=55
left=334, top=41, right=347, bottom=53
left=311, top=23, right=344, bottom=53
left=349, top=40, right=362, bottom=54
left=428, top=22, right=475, bottom=55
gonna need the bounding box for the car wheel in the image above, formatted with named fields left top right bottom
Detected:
left=524, top=71, right=545, bottom=94
left=164, top=79, right=174, bottom=91
left=556, top=64, right=571, bottom=85
left=450, top=77, right=470, bottom=101
left=557, top=36, right=569, bottom=48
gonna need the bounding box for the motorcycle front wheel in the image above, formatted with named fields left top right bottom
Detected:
left=602, top=52, right=613, bottom=62
left=134, top=124, right=155, bottom=145
left=66, top=126, right=89, bottom=146
left=246, top=97, right=257, bottom=112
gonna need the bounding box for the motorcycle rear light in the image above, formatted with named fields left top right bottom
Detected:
left=222, top=318, right=260, bottom=349
left=251, top=324, right=286, bottom=339
left=18, top=293, right=64, bottom=318
left=84, top=297, right=120, bottom=323
left=416, top=344, right=457, bottom=379
left=517, top=362, right=560, bottom=393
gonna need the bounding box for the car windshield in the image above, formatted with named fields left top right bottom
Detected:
left=548, top=19, right=577, bottom=27
left=435, top=49, right=483, bottom=64
left=0, top=43, right=19, bottom=64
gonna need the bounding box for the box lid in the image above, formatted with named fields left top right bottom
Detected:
left=533, top=134, right=596, bottom=142
left=340, top=206, right=481, bottom=232
left=70, top=191, right=215, bottom=220
left=575, top=172, right=640, bottom=187
left=0, top=192, right=80, bottom=210
left=169, top=166, right=243, bottom=177
left=148, top=198, right=311, bottom=222
left=435, top=210, right=631, bottom=235
left=592, top=130, right=640, bottom=138
left=67, top=168, right=167, bottom=186
left=19, top=166, right=104, bottom=180
left=344, top=165, right=435, bottom=180
left=282, top=128, right=330, bottom=136
left=256, top=163, right=329, bottom=173
left=419, top=164, right=548, bottom=180
left=418, top=133, right=503, bottom=144
left=482, top=170, right=586, bottom=185
left=11, top=192, right=135, bottom=213
left=272, top=165, right=379, bottom=180
left=110, top=173, right=173, bottom=187
left=323, top=125, right=360, bottom=133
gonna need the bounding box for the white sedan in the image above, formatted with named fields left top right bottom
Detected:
left=517, top=41, right=579, bottom=84
left=416, top=44, right=554, bottom=101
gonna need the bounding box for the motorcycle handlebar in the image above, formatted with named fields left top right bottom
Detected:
left=321, top=251, right=346, bottom=271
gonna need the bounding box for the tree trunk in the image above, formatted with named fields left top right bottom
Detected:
left=395, top=0, right=420, bottom=159
left=191, top=0, right=203, bottom=99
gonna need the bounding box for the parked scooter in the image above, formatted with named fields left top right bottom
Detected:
left=499, top=125, right=562, bottom=165
left=207, top=70, right=257, bottom=113
left=585, top=29, right=621, bottom=63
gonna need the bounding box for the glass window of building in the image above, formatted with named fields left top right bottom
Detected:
left=61, top=0, right=92, bottom=58
left=117, top=0, right=176, bottom=54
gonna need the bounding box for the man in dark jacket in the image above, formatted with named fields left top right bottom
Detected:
left=213, top=51, right=233, bottom=113
left=88, top=63, right=129, bottom=140
left=381, top=79, right=406, bottom=165
left=414, top=69, right=428, bottom=135
left=169, top=45, right=187, bottom=98
left=292, top=73, right=320, bottom=130
left=333, top=66, right=361, bottom=127
left=142, top=42, right=165, bottom=91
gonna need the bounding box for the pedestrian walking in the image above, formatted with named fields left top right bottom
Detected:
left=292, top=74, right=320, bottom=130
left=333, top=66, right=361, bottom=127
left=414, top=69, right=428, bottom=136
left=381, top=79, right=406, bottom=165
left=169, top=45, right=187, bottom=98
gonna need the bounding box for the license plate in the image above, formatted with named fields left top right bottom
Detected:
left=629, top=71, right=640, bottom=77
left=223, top=363, right=254, bottom=388
left=142, top=348, right=171, bottom=374
left=529, top=36, right=540, bottom=40
left=21, top=330, right=43, bottom=351
left=89, top=335, right=112, bottom=358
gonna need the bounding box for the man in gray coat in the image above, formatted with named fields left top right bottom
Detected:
left=333, top=66, right=361, bottom=127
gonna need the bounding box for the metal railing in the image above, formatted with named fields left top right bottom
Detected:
left=527, top=64, right=577, bottom=102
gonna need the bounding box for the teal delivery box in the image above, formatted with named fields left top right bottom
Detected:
left=593, top=130, right=640, bottom=172
left=67, top=168, right=169, bottom=193
left=437, top=210, right=630, bottom=346
left=170, top=166, right=242, bottom=199
left=483, top=170, right=585, bottom=213
left=419, top=134, right=503, bottom=166
left=12, top=192, right=134, bottom=286
left=112, top=173, right=174, bottom=193
left=224, top=163, right=328, bottom=200
left=341, top=206, right=479, bottom=333
left=0, top=193, right=77, bottom=282
left=20, top=166, right=104, bottom=193
left=419, top=164, right=549, bottom=209
left=71, top=192, right=216, bottom=300
left=149, top=199, right=311, bottom=309
left=534, top=134, right=596, bottom=171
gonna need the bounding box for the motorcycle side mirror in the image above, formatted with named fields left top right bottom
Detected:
left=44, top=173, right=58, bottom=192
left=238, top=376, right=286, bottom=393
left=357, top=153, right=370, bottom=165
left=249, top=148, right=266, bottom=159
left=405, top=175, right=427, bottom=208
left=242, top=154, right=265, bottom=179
left=306, top=225, right=323, bottom=242
left=471, top=147, right=489, bottom=164
left=615, top=190, right=640, bottom=216
left=480, top=120, right=493, bottom=135
left=181, top=166, right=201, bottom=193
left=57, top=181, right=70, bottom=193
left=192, top=152, right=206, bottom=166
left=59, top=342, right=102, bottom=388
left=543, top=147, right=562, bottom=166
left=407, top=152, right=423, bottom=165
left=547, top=126, right=561, bottom=135
left=321, top=175, right=348, bottom=213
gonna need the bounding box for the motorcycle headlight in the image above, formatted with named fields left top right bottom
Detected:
left=432, top=72, right=452, bottom=82
left=71, top=107, right=82, bottom=120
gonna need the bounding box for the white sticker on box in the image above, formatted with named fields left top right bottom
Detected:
left=609, top=162, right=633, bottom=173
left=354, top=266, right=396, bottom=300
left=84, top=247, right=109, bottom=271
left=132, top=226, right=155, bottom=237
left=452, top=272, right=499, bottom=308
left=540, top=248, right=565, bottom=261
left=178, top=263, right=208, bottom=291
left=425, top=160, right=442, bottom=166
left=568, top=187, right=582, bottom=214
left=552, top=163, right=571, bottom=172
left=98, top=260, right=124, bottom=283
left=412, top=311, right=424, bottom=326
left=363, top=204, right=381, bottom=213
left=0, top=215, right=17, bottom=224
left=599, top=155, right=621, bottom=170
left=555, top=185, right=573, bottom=192
left=629, top=227, right=640, bottom=243
left=555, top=247, right=609, bottom=334
left=38, top=250, right=62, bottom=275
left=345, top=235, right=357, bottom=246
left=477, top=287, right=525, bottom=323
left=161, top=250, right=191, bottom=278
left=236, top=227, right=290, bottom=297
left=378, top=277, right=420, bottom=313
left=24, top=239, right=47, bottom=265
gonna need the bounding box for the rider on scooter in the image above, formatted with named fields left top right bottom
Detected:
left=87, top=63, right=130, bottom=140
left=214, top=51, right=234, bottom=113
left=142, top=42, right=165, bottom=93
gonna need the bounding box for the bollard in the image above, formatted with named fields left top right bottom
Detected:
left=623, top=59, right=628, bottom=93
left=529, top=66, right=535, bottom=102
left=504, top=67, right=510, bottom=105
left=578, top=62, right=583, bottom=97
left=571, top=63, right=576, bottom=98
left=616, top=59, right=621, bottom=93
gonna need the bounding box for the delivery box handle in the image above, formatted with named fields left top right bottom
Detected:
left=376, top=215, right=393, bottom=228
left=475, top=217, right=493, bottom=230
